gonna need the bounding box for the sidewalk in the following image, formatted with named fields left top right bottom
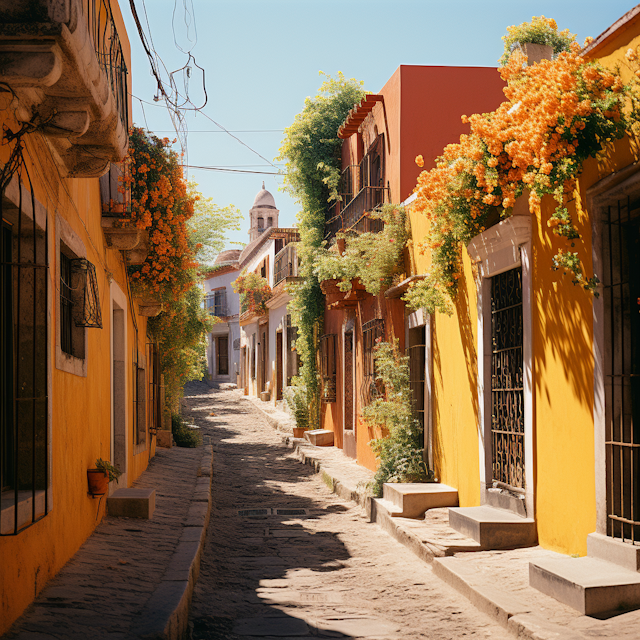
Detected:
left=254, top=409, right=640, bottom=640
left=3, top=444, right=213, bottom=640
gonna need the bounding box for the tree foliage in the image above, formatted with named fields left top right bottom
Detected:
left=277, top=72, right=366, bottom=427
left=187, top=180, right=243, bottom=266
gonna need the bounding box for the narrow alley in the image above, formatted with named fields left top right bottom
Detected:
left=184, top=382, right=512, bottom=640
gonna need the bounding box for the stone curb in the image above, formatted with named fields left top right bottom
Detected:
left=131, top=444, right=213, bottom=640
left=275, top=435, right=589, bottom=640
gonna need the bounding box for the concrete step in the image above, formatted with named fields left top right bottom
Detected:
left=373, top=498, right=403, bottom=518
left=107, top=488, right=155, bottom=519
left=448, top=505, right=536, bottom=549
left=304, top=429, right=334, bottom=447
left=382, top=483, right=458, bottom=518
left=587, top=531, right=640, bottom=572
left=529, top=555, right=640, bottom=616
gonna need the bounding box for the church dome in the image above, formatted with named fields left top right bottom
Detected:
left=251, top=182, right=277, bottom=210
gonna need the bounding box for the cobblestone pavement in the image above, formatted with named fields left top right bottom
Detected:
left=185, top=382, right=513, bottom=640
left=3, top=445, right=204, bottom=640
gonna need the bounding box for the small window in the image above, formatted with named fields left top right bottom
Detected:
left=267, top=217, right=273, bottom=227
left=320, top=334, right=336, bottom=403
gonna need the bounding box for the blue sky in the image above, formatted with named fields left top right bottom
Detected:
left=121, top=1, right=636, bottom=251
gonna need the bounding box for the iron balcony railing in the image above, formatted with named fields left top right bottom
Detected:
left=204, top=292, right=228, bottom=318
left=273, top=243, right=298, bottom=287
left=324, top=185, right=389, bottom=242
left=82, top=0, right=129, bottom=131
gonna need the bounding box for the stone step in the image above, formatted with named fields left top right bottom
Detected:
left=529, top=555, right=640, bottom=616
left=107, top=488, right=155, bottom=519
left=382, top=483, right=458, bottom=518
left=448, top=505, right=536, bottom=549
left=304, top=429, right=334, bottom=447
left=587, top=531, right=640, bottom=572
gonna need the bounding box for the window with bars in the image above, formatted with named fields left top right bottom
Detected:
left=205, top=289, right=227, bottom=317
left=361, top=318, right=384, bottom=406
left=602, top=195, right=640, bottom=543
left=408, top=326, right=426, bottom=446
left=59, top=248, right=102, bottom=361
left=1, top=183, right=49, bottom=535
left=320, top=334, right=337, bottom=403
left=147, top=342, right=161, bottom=436
left=286, top=315, right=300, bottom=385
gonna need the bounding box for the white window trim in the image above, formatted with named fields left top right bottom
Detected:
left=467, top=214, right=534, bottom=517
left=406, top=308, right=434, bottom=470
left=55, top=213, right=88, bottom=377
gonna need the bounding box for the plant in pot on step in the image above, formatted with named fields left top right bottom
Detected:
left=284, top=384, right=309, bottom=438
left=87, top=458, right=122, bottom=496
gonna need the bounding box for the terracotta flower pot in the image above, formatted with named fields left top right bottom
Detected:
left=87, top=469, right=109, bottom=496
left=293, top=427, right=306, bottom=439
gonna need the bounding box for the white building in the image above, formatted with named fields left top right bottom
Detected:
left=203, top=184, right=300, bottom=399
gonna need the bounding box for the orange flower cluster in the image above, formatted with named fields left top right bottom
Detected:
left=126, top=128, right=198, bottom=299
left=409, top=38, right=632, bottom=309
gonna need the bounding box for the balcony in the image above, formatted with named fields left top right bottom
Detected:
left=273, top=242, right=299, bottom=287
left=99, top=161, right=149, bottom=258
left=324, top=185, right=389, bottom=242
left=0, top=0, right=129, bottom=177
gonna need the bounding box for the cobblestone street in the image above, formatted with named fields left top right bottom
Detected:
left=185, top=382, right=513, bottom=640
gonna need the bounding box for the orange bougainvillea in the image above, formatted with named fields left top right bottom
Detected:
left=126, top=127, right=198, bottom=300
left=406, top=26, right=639, bottom=315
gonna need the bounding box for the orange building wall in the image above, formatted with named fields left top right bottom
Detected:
left=0, top=2, right=157, bottom=628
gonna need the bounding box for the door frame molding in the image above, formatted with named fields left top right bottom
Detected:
left=468, top=214, right=534, bottom=517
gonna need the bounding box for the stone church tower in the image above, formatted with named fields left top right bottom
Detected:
left=248, top=182, right=279, bottom=241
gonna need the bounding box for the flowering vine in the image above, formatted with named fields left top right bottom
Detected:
left=126, top=127, right=198, bottom=301
left=233, top=269, right=272, bottom=316
left=406, top=19, right=640, bottom=315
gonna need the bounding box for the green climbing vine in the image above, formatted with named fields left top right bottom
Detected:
left=277, top=72, right=366, bottom=427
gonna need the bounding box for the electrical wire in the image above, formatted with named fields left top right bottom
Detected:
left=184, top=165, right=283, bottom=175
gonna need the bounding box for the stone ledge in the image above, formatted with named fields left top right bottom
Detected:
left=130, top=443, right=213, bottom=639
left=107, top=488, right=155, bottom=519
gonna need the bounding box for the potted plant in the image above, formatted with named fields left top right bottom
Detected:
left=284, top=385, right=309, bottom=438
left=87, top=458, right=122, bottom=496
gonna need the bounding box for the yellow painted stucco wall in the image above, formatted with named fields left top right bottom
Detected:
left=406, top=16, right=640, bottom=557
left=0, top=2, right=158, bottom=629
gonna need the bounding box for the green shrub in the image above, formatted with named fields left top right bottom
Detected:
left=283, top=384, right=309, bottom=430
left=171, top=414, right=202, bottom=448
left=364, top=340, right=434, bottom=497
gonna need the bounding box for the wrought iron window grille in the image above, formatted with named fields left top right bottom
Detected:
left=603, top=195, right=640, bottom=544
left=1, top=164, right=50, bottom=535
left=67, top=258, right=102, bottom=328
left=361, top=318, right=385, bottom=406
left=320, top=334, right=337, bottom=403
left=490, top=267, right=525, bottom=493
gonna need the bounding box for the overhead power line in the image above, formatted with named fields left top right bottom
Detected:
left=184, top=165, right=283, bottom=175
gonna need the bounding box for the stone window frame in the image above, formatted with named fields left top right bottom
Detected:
left=55, top=214, right=88, bottom=377
left=467, top=213, right=534, bottom=518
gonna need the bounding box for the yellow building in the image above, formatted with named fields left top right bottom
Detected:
left=0, top=1, right=160, bottom=632
left=406, top=5, right=640, bottom=572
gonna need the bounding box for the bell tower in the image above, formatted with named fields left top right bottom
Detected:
left=248, top=182, right=279, bottom=241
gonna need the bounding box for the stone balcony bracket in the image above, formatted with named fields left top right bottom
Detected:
left=101, top=217, right=144, bottom=252
left=0, top=0, right=129, bottom=177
